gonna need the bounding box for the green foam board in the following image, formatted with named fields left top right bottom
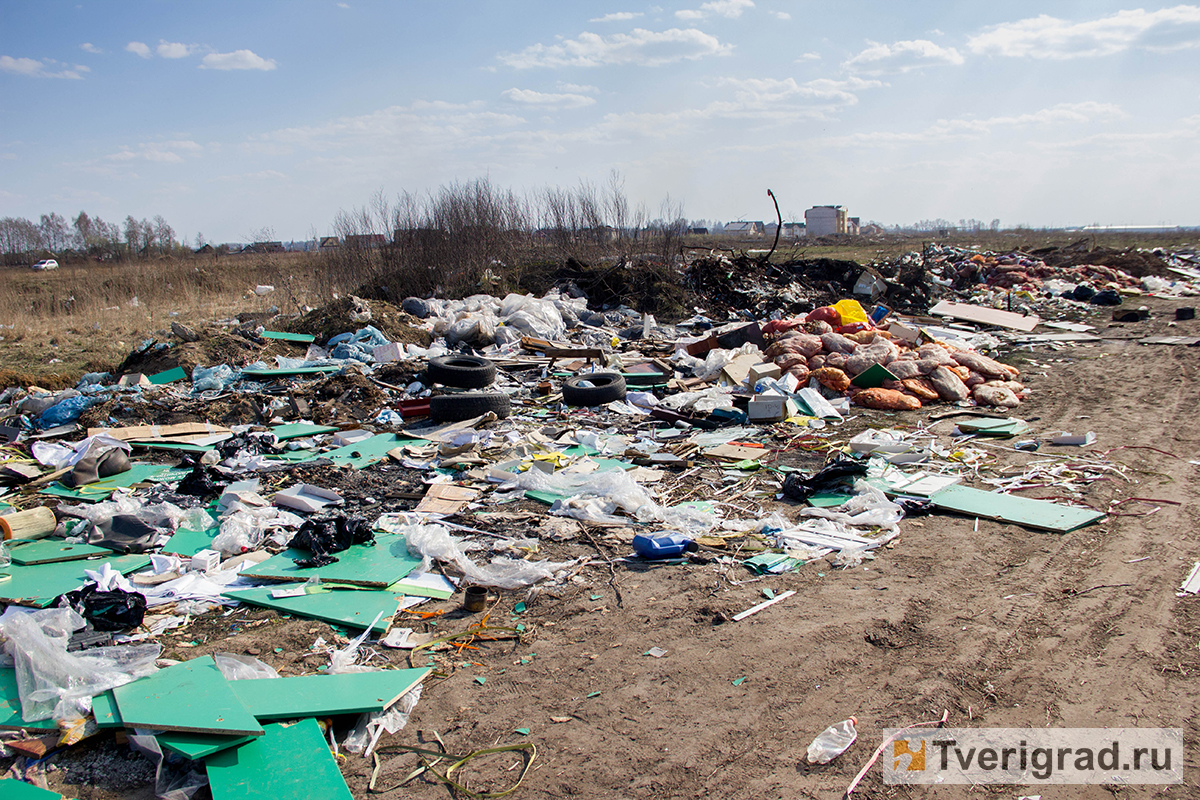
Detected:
left=237, top=533, right=421, bottom=587
left=807, top=491, right=855, bottom=508
left=261, top=330, right=315, bottom=342
left=6, top=540, right=114, bottom=565
left=40, top=463, right=182, bottom=502
left=1, top=668, right=59, bottom=731
left=148, top=366, right=188, bottom=385
left=270, top=423, right=338, bottom=440
left=929, top=484, right=1106, bottom=533
left=323, top=434, right=422, bottom=469
left=159, top=730, right=257, bottom=759
left=127, top=440, right=214, bottom=453
left=0, top=778, right=63, bottom=799
left=230, top=668, right=429, bottom=720
left=206, top=718, right=352, bottom=800
left=112, top=657, right=263, bottom=736
left=222, top=585, right=403, bottom=632
left=0, top=554, right=151, bottom=608
left=161, top=522, right=218, bottom=557
left=849, top=362, right=898, bottom=389
left=91, top=690, right=122, bottom=728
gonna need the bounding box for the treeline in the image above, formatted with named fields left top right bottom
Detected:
left=0, top=211, right=184, bottom=265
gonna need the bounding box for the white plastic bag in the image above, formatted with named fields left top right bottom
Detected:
left=403, top=523, right=573, bottom=589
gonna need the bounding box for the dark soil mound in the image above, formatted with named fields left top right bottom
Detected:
left=283, top=297, right=431, bottom=347
left=1033, top=244, right=1170, bottom=279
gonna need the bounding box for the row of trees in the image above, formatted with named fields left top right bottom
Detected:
left=0, top=211, right=180, bottom=264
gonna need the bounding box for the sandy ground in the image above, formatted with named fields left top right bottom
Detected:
left=14, top=294, right=1200, bottom=800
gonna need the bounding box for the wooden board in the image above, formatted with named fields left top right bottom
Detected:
left=0, top=668, right=59, bottom=731
left=206, top=718, right=352, bottom=800
left=0, top=778, right=63, bottom=799
left=112, top=657, right=263, bottom=736
left=87, top=422, right=232, bottom=441
left=229, top=668, right=429, bottom=720
left=6, top=540, right=113, bottom=565
left=929, top=485, right=1106, bottom=533
left=0, top=554, right=151, bottom=608
left=928, top=300, right=1040, bottom=332
left=237, top=533, right=421, bottom=587
left=222, top=585, right=403, bottom=632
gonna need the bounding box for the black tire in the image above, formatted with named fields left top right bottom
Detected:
left=429, top=392, right=511, bottom=422
left=425, top=355, right=497, bottom=388
left=562, top=372, right=626, bottom=406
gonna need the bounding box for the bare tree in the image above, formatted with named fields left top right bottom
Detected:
left=38, top=213, right=70, bottom=251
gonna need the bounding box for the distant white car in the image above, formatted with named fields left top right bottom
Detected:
left=31, top=259, right=58, bottom=270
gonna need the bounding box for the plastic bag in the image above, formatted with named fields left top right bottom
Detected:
left=806, top=717, right=857, bottom=764
left=191, top=364, right=239, bottom=393
left=343, top=685, right=422, bottom=757
left=214, top=652, right=280, bottom=681
left=128, top=734, right=209, bottom=800
left=62, top=584, right=148, bottom=631
left=403, top=523, right=573, bottom=589
left=0, top=607, right=159, bottom=722
left=38, top=395, right=98, bottom=428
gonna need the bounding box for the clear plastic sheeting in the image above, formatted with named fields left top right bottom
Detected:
left=343, top=684, right=421, bottom=757
left=214, top=652, right=281, bottom=681
left=212, top=503, right=303, bottom=555
left=191, top=364, right=239, bottom=393
left=403, top=523, right=574, bottom=589
left=798, top=480, right=905, bottom=534
left=0, top=606, right=160, bottom=722
left=500, top=468, right=718, bottom=536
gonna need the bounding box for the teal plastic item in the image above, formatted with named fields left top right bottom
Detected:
left=632, top=533, right=698, bottom=559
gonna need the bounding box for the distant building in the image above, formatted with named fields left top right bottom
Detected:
left=782, top=222, right=805, bottom=239
left=804, top=205, right=848, bottom=236
left=847, top=217, right=860, bottom=235
left=688, top=227, right=709, bottom=236
left=319, top=236, right=340, bottom=250
left=724, top=221, right=765, bottom=237
left=344, top=234, right=387, bottom=249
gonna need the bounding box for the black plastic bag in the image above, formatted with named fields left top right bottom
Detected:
left=288, top=515, right=373, bottom=568
left=63, top=584, right=147, bottom=631
left=781, top=458, right=868, bottom=502
left=175, top=454, right=231, bottom=497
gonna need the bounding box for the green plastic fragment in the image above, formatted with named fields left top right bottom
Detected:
left=732, top=677, right=746, bottom=686
left=475, top=676, right=486, bottom=686
left=514, top=602, right=526, bottom=613
left=514, top=727, right=530, bottom=736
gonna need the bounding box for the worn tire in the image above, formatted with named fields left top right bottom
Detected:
left=429, top=392, right=510, bottom=422
left=425, top=355, right=497, bottom=388
left=562, top=372, right=627, bottom=406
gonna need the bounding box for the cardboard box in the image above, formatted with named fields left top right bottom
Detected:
left=748, top=395, right=787, bottom=421
left=748, top=362, right=782, bottom=386
left=372, top=342, right=405, bottom=363
left=190, top=549, right=221, bottom=573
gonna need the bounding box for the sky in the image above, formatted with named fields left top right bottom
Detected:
left=3, top=1, right=1200, bottom=243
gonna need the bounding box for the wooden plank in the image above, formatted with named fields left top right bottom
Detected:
left=222, top=585, right=404, bottom=631
left=206, top=718, right=352, bottom=800
left=928, top=300, right=1040, bottom=332
left=230, top=669, right=429, bottom=720
left=929, top=485, right=1106, bottom=533
left=7, top=540, right=113, bottom=565
left=0, top=669, right=59, bottom=731
left=112, top=657, right=263, bottom=736
left=237, top=533, right=422, bottom=587
left=0, top=554, right=151, bottom=608
left=87, top=422, right=231, bottom=440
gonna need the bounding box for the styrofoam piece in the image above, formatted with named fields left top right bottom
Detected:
left=332, top=429, right=374, bottom=447
left=273, top=484, right=344, bottom=513
left=190, top=549, right=221, bottom=573
left=1049, top=431, right=1096, bottom=446
left=372, top=342, right=404, bottom=363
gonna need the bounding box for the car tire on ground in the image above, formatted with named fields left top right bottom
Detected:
left=562, top=372, right=627, bottom=406
left=425, top=355, right=497, bottom=388
left=429, top=392, right=511, bottom=422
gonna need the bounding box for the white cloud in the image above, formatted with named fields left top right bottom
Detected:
left=844, top=39, right=964, bottom=74
left=838, top=101, right=1126, bottom=146
left=719, top=75, right=884, bottom=105
left=969, top=6, right=1200, bottom=59
left=200, top=50, right=277, bottom=71
left=558, top=82, right=599, bottom=93
left=157, top=41, right=196, bottom=59
left=770, top=11, right=791, bottom=20
left=502, top=88, right=596, bottom=108
left=106, top=140, right=204, bottom=163
left=337, top=2, right=350, bottom=7
left=499, top=27, right=732, bottom=68
left=80, top=43, right=103, bottom=54
left=675, top=0, right=754, bottom=20
left=796, top=52, right=820, bottom=61
left=126, top=41, right=152, bottom=58
left=591, top=12, right=643, bottom=22
left=0, top=55, right=87, bottom=79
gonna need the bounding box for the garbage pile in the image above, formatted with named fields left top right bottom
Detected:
left=0, top=259, right=1187, bottom=796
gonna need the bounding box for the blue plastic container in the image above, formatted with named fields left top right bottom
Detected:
left=632, top=533, right=699, bottom=559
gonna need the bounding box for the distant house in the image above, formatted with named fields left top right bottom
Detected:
left=847, top=217, right=860, bottom=235
left=319, top=236, right=340, bottom=250
left=859, top=223, right=885, bottom=236
left=724, top=221, right=765, bottom=237
left=344, top=234, right=387, bottom=249
left=688, top=227, right=709, bottom=236
left=804, top=206, right=848, bottom=236
left=194, top=244, right=215, bottom=255
left=782, top=222, right=805, bottom=239
left=244, top=241, right=285, bottom=254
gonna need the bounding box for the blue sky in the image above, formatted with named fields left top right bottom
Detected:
left=3, top=1, right=1199, bottom=242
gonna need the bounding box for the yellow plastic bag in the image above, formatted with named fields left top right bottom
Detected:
left=832, top=299, right=869, bottom=325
